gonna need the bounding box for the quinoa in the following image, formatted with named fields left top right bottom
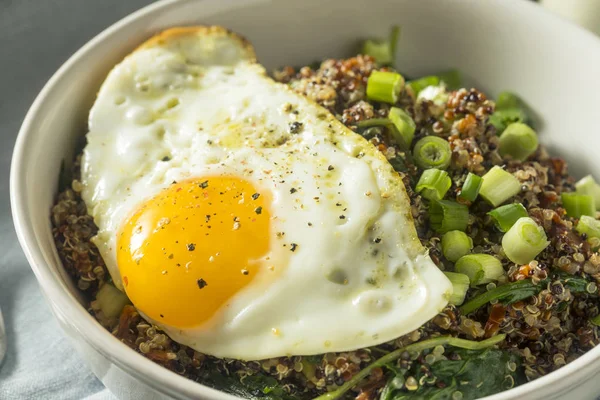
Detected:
left=51, top=55, right=600, bottom=399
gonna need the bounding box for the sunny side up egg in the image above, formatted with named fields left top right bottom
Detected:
left=80, top=27, right=452, bottom=360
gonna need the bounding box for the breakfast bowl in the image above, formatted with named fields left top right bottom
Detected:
left=10, top=0, right=600, bottom=399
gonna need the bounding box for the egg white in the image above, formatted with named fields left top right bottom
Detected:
left=81, top=27, right=452, bottom=360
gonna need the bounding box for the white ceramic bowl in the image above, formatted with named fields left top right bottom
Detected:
left=11, top=0, right=600, bottom=399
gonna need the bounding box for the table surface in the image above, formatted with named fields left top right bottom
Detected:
left=0, top=1, right=155, bottom=398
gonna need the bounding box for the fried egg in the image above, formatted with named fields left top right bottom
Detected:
left=81, top=27, right=452, bottom=360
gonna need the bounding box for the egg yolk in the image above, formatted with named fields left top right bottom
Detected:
left=117, top=177, right=270, bottom=328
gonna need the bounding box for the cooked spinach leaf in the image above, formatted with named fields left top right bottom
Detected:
left=314, top=335, right=506, bottom=400
left=460, top=272, right=596, bottom=315
left=460, top=279, right=539, bottom=314
left=200, top=369, right=298, bottom=400
left=380, top=348, right=524, bottom=400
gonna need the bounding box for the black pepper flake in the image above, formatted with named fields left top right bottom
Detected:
left=328, top=165, right=334, bottom=171
left=339, top=215, right=346, bottom=220
left=336, top=202, right=342, bottom=207
left=252, top=193, right=260, bottom=200
left=199, top=180, right=209, bottom=189
left=289, top=121, right=303, bottom=134
left=290, top=188, right=297, bottom=194
left=160, top=314, right=164, bottom=318
left=197, top=279, right=208, bottom=289
left=374, top=238, right=382, bottom=244
left=308, top=222, right=313, bottom=226
left=255, top=206, right=263, bottom=215
left=205, top=215, right=211, bottom=222
left=290, top=243, right=298, bottom=252
left=162, top=156, right=171, bottom=162
left=187, top=243, right=196, bottom=251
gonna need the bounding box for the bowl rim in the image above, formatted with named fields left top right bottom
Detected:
left=10, top=0, right=600, bottom=399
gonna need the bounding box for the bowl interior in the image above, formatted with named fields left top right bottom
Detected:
left=11, top=0, right=600, bottom=399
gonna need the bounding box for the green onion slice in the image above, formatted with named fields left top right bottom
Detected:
left=406, top=69, right=461, bottom=97
left=95, top=283, right=131, bottom=319
left=561, top=192, right=596, bottom=218
left=576, top=215, right=600, bottom=239
left=355, top=109, right=415, bottom=150
left=487, top=203, right=528, bottom=232
left=489, top=109, right=527, bottom=133
left=415, top=169, right=451, bottom=201
left=388, top=107, right=416, bottom=147
left=502, top=217, right=549, bottom=265
left=429, top=200, right=469, bottom=234
left=406, top=76, right=440, bottom=97
left=575, top=175, right=600, bottom=208
left=479, top=166, right=521, bottom=207
left=458, top=173, right=483, bottom=202
left=444, top=271, right=470, bottom=306
left=361, top=26, right=400, bottom=65
left=496, top=92, right=522, bottom=109
left=366, top=71, right=405, bottom=104
left=489, top=91, right=529, bottom=133
left=441, top=230, right=473, bottom=262
left=499, top=122, right=538, bottom=161
left=412, top=136, right=452, bottom=170
left=438, top=69, right=461, bottom=90
left=455, top=254, right=504, bottom=287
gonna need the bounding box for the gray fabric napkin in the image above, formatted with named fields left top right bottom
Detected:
left=0, top=0, right=152, bottom=398
left=0, top=243, right=112, bottom=399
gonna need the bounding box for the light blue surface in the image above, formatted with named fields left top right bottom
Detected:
left=0, top=1, right=153, bottom=398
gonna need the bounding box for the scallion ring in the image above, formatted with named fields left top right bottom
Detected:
left=366, top=71, right=404, bottom=104
left=361, top=26, right=400, bottom=66
left=487, top=203, right=528, bottom=232
left=443, top=271, right=470, bottom=305
left=575, top=175, right=600, bottom=208
left=412, top=136, right=451, bottom=170
left=576, top=215, right=600, bottom=239
left=415, top=168, right=451, bottom=201
left=429, top=199, right=469, bottom=234
left=499, top=122, right=538, bottom=161
left=458, top=172, right=483, bottom=202
left=479, top=166, right=521, bottom=207
left=501, top=217, right=549, bottom=265
left=441, top=230, right=473, bottom=262
left=455, top=254, right=504, bottom=287
left=388, top=107, right=416, bottom=148
left=561, top=192, right=596, bottom=218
